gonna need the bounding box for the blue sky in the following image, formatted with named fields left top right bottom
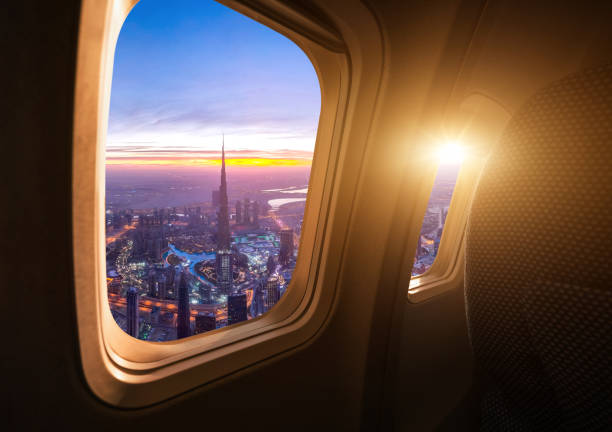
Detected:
left=107, top=0, right=320, bottom=165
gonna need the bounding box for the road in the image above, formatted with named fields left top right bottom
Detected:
left=108, top=289, right=254, bottom=323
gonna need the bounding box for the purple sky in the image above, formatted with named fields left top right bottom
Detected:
left=107, top=0, right=320, bottom=166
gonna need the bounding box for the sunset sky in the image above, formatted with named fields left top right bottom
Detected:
left=107, top=0, right=320, bottom=167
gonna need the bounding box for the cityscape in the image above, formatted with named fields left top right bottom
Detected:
left=103, top=0, right=458, bottom=341
left=104, top=0, right=318, bottom=342
left=106, top=141, right=307, bottom=341
left=105, top=151, right=459, bottom=341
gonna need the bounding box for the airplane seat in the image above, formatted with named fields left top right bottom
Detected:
left=465, top=62, right=612, bottom=431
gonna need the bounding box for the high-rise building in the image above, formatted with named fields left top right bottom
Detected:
left=228, top=293, right=247, bottom=325
left=153, top=238, right=162, bottom=261
left=194, top=313, right=216, bottom=334
left=434, top=226, right=443, bottom=256
left=266, top=255, right=277, bottom=274
left=279, top=228, right=294, bottom=265
left=126, top=286, right=139, bottom=338
left=199, top=282, right=211, bottom=304
left=165, top=266, right=175, bottom=290
left=252, top=201, right=259, bottom=227
left=112, top=212, right=122, bottom=229
left=243, top=198, right=250, bottom=225
left=216, top=250, right=233, bottom=295
left=176, top=271, right=191, bottom=339
left=173, top=266, right=182, bottom=296
left=216, top=138, right=233, bottom=295
left=264, top=275, right=280, bottom=312
left=217, top=139, right=231, bottom=250
left=147, top=269, right=156, bottom=297
left=157, top=273, right=167, bottom=300
left=235, top=200, right=242, bottom=224
left=439, top=207, right=448, bottom=227
left=254, top=281, right=265, bottom=317
left=212, top=189, right=220, bottom=206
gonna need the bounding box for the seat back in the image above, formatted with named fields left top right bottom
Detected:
left=465, top=63, right=612, bottom=430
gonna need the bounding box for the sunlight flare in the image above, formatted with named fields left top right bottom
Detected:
left=436, top=140, right=465, bottom=165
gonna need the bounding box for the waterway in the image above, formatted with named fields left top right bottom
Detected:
left=267, top=197, right=307, bottom=211
left=263, top=185, right=308, bottom=211
left=163, top=244, right=217, bottom=292
left=262, top=187, right=308, bottom=194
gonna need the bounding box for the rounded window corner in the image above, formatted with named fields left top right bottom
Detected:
left=73, top=0, right=354, bottom=408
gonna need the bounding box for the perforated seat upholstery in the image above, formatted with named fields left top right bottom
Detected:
left=465, top=63, right=612, bottom=431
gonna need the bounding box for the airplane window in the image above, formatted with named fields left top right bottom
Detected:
left=105, top=0, right=320, bottom=341
left=411, top=143, right=462, bottom=277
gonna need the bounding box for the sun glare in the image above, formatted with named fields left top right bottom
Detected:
left=437, top=140, right=465, bottom=165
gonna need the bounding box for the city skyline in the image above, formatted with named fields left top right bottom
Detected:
left=106, top=142, right=302, bottom=341
left=104, top=0, right=458, bottom=342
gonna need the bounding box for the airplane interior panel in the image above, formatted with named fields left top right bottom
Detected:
left=3, top=0, right=611, bottom=430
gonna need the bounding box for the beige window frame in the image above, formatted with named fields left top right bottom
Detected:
left=72, top=0, right=368, bottom=408
left=405, top=95, right=511, bottom=303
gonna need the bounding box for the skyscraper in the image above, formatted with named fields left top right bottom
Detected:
left=264, top=275, right=280, bottom=312
left=212, top=189, right=220, bottom=206
left=235, top=200, right=242, bottom=224
left=147, top=269, right=156, bottom=297
left=279, top=228, right=294, bottom=265
left=254, top=281, right=265, bottom=317
left=418, top=234, right=424, bottom=258
left=266, top=255, right=277, bottom=274
left=195, top=313, right=216, bottom=334
left=217, top=138, right=231, bottom=250
left=228, top=292, right=247, bottom=325
left=173, top=266, right=182, bottom=297
left=112, top=212, right=120, bottom=229
left=252, top=201, right=259, bottom=227
left=243, top=198, right=250, bottom=225
left=126, top=286, right=139, bottom=338
left=216, top=138, right=233, bottom=295
left=216, top=250, right=232, bottom=295
left=434, top=226, right=443, bottom=256
left=439, top=207, right=448, bottom=227
left=157, top=272, right=167, bottom=300
left=176, top=270, right=191, bottom=339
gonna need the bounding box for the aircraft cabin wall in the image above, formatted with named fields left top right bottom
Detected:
left=367, top=0, right=612, bottom=430
left=4, top=0, right=612, bottom=431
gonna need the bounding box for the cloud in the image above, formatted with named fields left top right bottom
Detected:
left=109, top=104, right=318, bottom=137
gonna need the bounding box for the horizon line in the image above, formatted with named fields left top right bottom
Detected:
left=106, top=157, right=313, bottom=167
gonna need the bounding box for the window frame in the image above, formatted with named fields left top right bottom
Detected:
left=404, top=95, right=512, bottom=303
left=407, top=158, right=484, bottom=302
left=73, top=0, right=354, bottom=407
left=409, top=162, right=464, bottom=280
